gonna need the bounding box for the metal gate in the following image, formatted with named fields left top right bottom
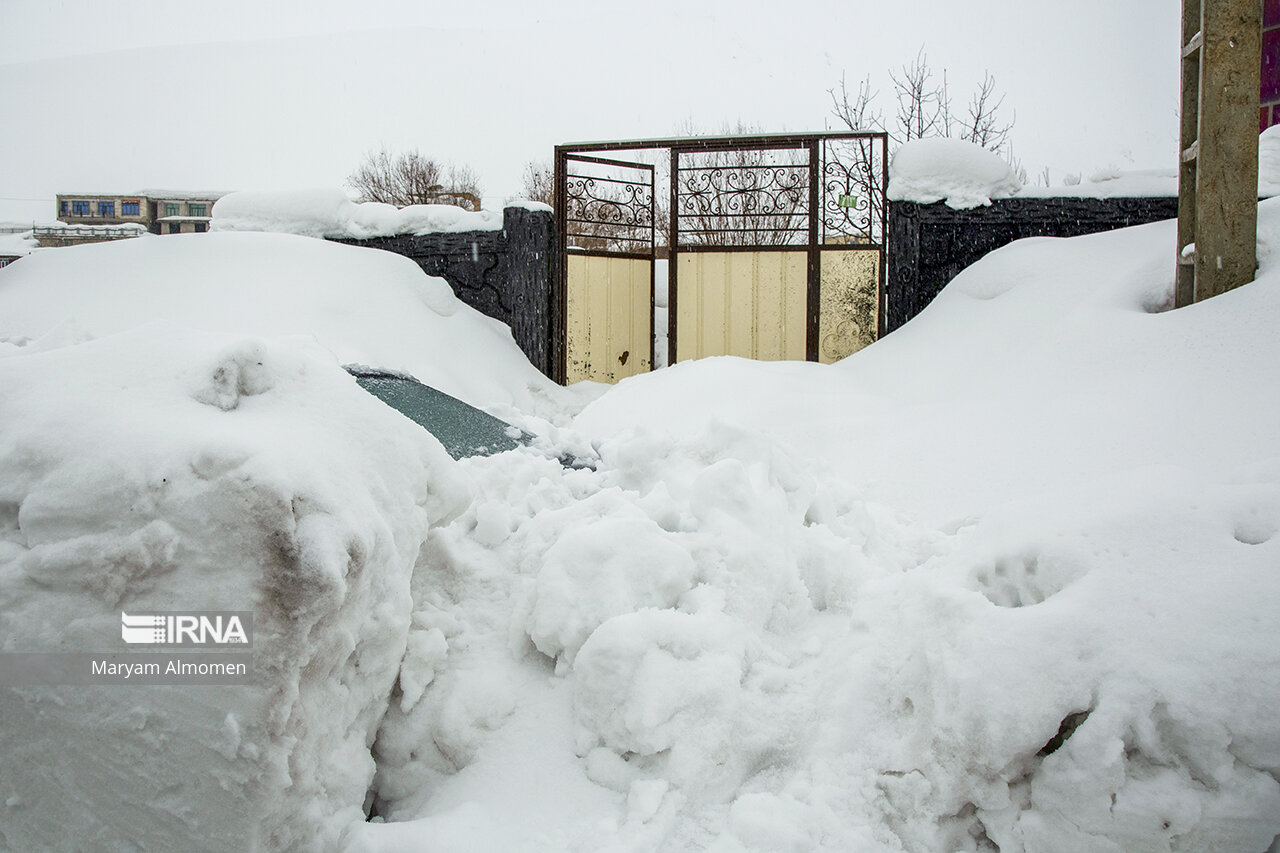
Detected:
left=556, top=155, right=655, bottom=384
left=554, top=132, right=887, bottom=384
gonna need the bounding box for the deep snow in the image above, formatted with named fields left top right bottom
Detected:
left=0, top=231, right=564, bottom=416
left=1, top=200, right=1278, bottom=852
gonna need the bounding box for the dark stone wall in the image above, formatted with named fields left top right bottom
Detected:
left=886, top=196, right=1179, bottom=332
left=332, top=206, right=555, bottom=378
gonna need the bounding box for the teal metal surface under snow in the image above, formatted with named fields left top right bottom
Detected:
left=346, top=367, right=524, bottom=460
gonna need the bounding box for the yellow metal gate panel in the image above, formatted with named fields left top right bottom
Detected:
left=565, top=254, right=652, bottom=384
left=818, top=249, right=880, bottom=364
left=675, top=251, right=806, bottom=363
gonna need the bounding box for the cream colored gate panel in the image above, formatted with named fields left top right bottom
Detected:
left=676, top=251, right=806, bottom=363
left=566, top=254, right=652, bottom=384
left=818, top=249, right=880, bottom=364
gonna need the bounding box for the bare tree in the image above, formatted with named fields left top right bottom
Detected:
left=828, top=73, right=884, bottom=134
left=887, top=49, right=951, bottom=145
left=829, top=50, right=1016, bottom=158
left=347, top=147, right=483, bottom=210
left=956, top=72, right=1015, bottom=155
left=519, top=160, right=554, bottom=207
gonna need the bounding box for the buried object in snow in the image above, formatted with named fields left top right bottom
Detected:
left=345, top=365, right=529, bottom=460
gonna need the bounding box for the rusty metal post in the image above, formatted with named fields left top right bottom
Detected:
left=668, top=146, right=679, bottom=368
left=806, top=139, right=821, bottom=362
left=1178, top=0, right=1261, bottom=305
left=552, top=147, right=568, bottom=383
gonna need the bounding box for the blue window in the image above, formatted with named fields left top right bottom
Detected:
left=121, top=200, right=140, bottom=216
left=59, top=200, right=67, bottom=215
left=71, top=201, right=90, bottom=216
left=98, top=201, right=114, bottom=217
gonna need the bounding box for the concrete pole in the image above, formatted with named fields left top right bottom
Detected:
left=1176, top=0, right=1201, bottom=308
left=1188, top=0, right=1262, bottom=303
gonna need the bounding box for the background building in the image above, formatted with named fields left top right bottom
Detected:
left=54, top=190, right=229, bottom=236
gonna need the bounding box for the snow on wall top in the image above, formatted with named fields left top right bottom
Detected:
left=211, top=188, right=505, bottom=239
left=887, top=137, right=1023, bottom=209
left=893, top=126, right=1280, bottom=207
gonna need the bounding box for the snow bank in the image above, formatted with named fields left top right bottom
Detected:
left=6, top=181, right=1280, bottom=851
left=888, top=137, right=1023, bottom=209
left=211, top=189, right=503, bottom=239
left=349, top=203, right=1280, bottom=852
left=0, top=231, right=557, bottom=413
left=0, top=325, right=471, bottom=851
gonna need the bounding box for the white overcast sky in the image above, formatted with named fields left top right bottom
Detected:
left=0, top=0, right=1180, bottom=221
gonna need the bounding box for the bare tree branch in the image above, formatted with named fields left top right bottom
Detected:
left=956, top=72, right=1015, bottom=155
left=347, top=147, right=483, bottom=210
left=887, top=48, right=950, bottom=145
left=828, top=73, right=883, bottom=133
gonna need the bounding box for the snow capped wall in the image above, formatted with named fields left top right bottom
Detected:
left=887, top=137, right=1023, bottom=209
left=211, top=188, right=505, bottom=239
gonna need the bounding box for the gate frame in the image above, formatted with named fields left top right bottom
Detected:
left=554, top=131, right=888, bottom=383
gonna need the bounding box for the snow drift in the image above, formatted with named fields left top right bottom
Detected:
left=0, top=231, right=557, bottom=413
left=352, top=204, right=1280, bottom=852
left=3, top=196, right=1280, bottom=852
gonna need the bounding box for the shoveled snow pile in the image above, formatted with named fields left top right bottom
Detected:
left=348, top=203, right=1280, bottom=852
left=211, top=189, right=504, bottom=239
left=888, top=137, right=1024, bottom=209
left=3, top=196, right=1280, bottom=852
left=0, top=326, right=471, bottom=851
left=0, top=231, right=560, bottom=414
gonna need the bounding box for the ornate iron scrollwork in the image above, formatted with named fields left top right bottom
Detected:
left=821, top=137, right=885, bottom=244
left=564, top=159, right=655, bottom=252
left=675, top=152, right=809, bottom=246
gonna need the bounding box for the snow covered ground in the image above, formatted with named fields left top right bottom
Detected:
left=0, top=200, right=1278, bottom=852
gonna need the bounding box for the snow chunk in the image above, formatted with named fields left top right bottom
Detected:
left=888, top=137, right=1022, bottom=209
left=524, top=515, right=698, bottom=665
left=211, top=188, right=503, bottom=239
left=0, top=325, right=471, bottom=851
